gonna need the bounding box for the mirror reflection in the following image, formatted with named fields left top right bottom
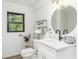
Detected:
left=51, top=6, right=77, bottom=35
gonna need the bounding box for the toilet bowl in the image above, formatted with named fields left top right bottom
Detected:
left=21, top=39, right=38, bottom=59
left=21, top=48, right=35, bottom=59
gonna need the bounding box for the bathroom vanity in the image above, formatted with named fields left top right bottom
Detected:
left=33, top=0, right=77, bottom=59
left=35, top=39, right=76, bottom=59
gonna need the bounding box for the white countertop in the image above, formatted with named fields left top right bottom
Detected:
left=37, top=38, right=77, bottom=51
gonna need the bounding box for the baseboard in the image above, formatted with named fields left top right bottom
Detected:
left=2, top=52, right=20, bottom=59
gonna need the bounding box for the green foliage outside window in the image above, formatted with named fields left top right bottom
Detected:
left=7, top=12, right=25, bottom=32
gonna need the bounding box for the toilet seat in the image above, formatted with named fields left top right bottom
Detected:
left=21, top=48, right=35, bottom=58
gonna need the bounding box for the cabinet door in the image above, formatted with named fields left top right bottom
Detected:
left=38, top=51, right=56, bottom=59
left=38, top=51, right=46, bottom=59
left=37, top=43, right=56, bottom=59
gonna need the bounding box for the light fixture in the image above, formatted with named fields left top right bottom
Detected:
left=52, top=0, right=63, bottom=10
left=57, top=0, right=63, bottom=9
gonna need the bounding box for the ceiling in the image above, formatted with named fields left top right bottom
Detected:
left=3, top=0, right=40, bottom=7
left=3, top=0, right=56, bottom=10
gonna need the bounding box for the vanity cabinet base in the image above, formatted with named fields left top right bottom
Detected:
left=37, top=43, right=76, bottom=59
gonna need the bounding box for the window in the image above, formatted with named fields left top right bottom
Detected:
left=7, top=12, right=25, bottom=32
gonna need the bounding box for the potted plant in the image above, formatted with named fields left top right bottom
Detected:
left=19, top=34, right=31, bottom=42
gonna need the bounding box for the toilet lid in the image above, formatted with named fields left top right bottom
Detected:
left=22, top=48, right=35, bottom=54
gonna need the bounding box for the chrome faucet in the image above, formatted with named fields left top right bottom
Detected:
left=55, top=29, right=63, bottom=41
left=63, top=29, right=68, bottom=34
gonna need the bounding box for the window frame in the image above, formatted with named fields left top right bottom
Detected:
left=7, top=12, right=25, bottom=32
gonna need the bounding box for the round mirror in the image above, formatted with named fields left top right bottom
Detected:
left=51, top=6, right=77, bottom=35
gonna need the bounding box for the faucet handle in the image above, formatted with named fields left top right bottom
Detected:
left=63, top=29, right=68, bottom=34
left=55, top=29, right=61, bottom=34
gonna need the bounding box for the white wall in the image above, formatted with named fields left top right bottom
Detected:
left=2, top=1, right=35, bottom=58
left=2, top=0, right=77, bottom=58
left=33, top=0, right=77, bottom=36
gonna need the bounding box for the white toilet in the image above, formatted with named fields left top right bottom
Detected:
left=21, top=39, right=38, bottom=59
left=21, top=48, right=36, bottom=59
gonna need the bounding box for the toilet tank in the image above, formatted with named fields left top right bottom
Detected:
left=33, top=39, right=39, bottom=50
